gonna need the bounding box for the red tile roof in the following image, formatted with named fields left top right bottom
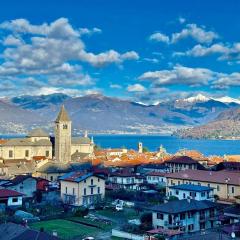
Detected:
left=165, top=156, right=198, bottom=164
left=166, top=169, right=240, bottom=185
left=0, top=189, right=23, bottom=198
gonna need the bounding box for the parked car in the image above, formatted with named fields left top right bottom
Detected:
left=116, top=204, right=123, bottom=211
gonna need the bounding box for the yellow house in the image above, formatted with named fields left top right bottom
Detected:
left=59, top=172, right=105, bottom=206
left=165, top=169, right=240, bottom=202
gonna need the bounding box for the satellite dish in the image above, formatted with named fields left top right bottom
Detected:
left=231, top=232, right=236, bottom=238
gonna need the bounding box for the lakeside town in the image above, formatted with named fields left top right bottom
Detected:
left=0, top=106, right=239, bottom=240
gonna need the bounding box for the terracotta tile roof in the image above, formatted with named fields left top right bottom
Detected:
left=0, top=139, right=8, bottom=145
left=165, top=156, right=198, bottom=164
left=166, top=169, right=240, bottom=185
left=0, top=189, right=23, bottom=198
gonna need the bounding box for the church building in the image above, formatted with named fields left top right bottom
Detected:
left=0, top=106, right=94, bottom=163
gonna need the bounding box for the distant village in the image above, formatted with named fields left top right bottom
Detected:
left=0, top=106, right=240, bottom=240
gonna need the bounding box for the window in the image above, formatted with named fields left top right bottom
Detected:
left=157, top=213, right=164, bottom=220
left=91, top=188, right=93, bottom=194
left=201, top=192, right=206, bottom=197
left=63, top=124, right=68, bottom=129
left=98, top=187, right=100, bottom=194
left=91, top=179, right=94, bottom=185
left=183, top=193, right=186, bottom=199
left=187, top=212, right=192, bottom=218
left=84, top=188, right=86, bottom=195
left=46, top=151, right=49, bottom=157
left=180, top=213, right=186, bottom=220
left=188, top=224, right=194, bottom=231
left=9, top=150, right=13, bottom=158
left=50, top=176, right=53, bottom=181
left=65, top=187, right=67, bottom=194
left=98, top=178, right=100, bottom=182
left=176, top=190, right=179, bottom=195
left=25, top=150, right=29, bottom=157
left=84, top=180, right=86, bottom=183
left=232, top=187, right=235, bottom=194
left=178, top=181, right=180, bottom=185
left=12, top=198, right=18, bottom=203
left=208, top=183, right=211, bottom=187
left=217, top=185, right=220, bottom=191
left=73, top=188, right=75, bottom=195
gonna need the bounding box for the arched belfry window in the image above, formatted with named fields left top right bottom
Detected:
left=63, top=124, right=68, bottom=129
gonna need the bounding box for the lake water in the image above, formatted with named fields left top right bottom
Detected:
left=93, top=135, right=240, bottom=156
left=1, top=134, right=240, bottom=156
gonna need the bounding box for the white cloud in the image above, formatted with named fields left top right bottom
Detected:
left=174, top=42, right=240, bottom=62
left=213, top=72, right=240, bottom=89
left=149, top=32, right=170, bottom=44
left=127, top=84, right=146, bottom=92
left=0, top=18, right=139, bottom=96
left=149, top=23, right=218, bottom=45
left=79, top=27, right=102, bottom=35
left=110, top=84, right=122, bottom=89
left=139, top=65, right=216, bottom=86
left=172, top=24, right=218, bottom=44
left=178, top=17, right=186, bottom=24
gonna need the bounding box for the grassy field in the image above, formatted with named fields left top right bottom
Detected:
left=96, top=208, right=139, bottom=222
left=67, top=216, right=113, bottom=230
left=30, top=219, right=99, bottom=239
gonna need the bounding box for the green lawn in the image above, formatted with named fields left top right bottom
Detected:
left=30, top=219, right=99, bottom=239
left=96, top=208, right=139, bottom=222
left=67, top=216, right=113, bottom=230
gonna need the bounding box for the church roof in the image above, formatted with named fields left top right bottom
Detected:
left=28, top=128, right=49, bottom=137
left=55, top=105, right=71, bottom=122
left=2, top=138, right=52, bottom=146
left=72, top=137, right=91, bottom=144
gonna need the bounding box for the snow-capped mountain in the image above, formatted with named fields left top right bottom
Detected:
left=0, top=93, right=240, bottom=135
left=212, top=96, right=240, bottom=105
left=182, top=94, right=210, bottom=103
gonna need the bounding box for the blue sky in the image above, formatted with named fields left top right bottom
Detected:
left=0, top=0, right=240, bottom=103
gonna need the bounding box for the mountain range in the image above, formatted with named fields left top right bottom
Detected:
left=0, top=93, right=240, bottom=137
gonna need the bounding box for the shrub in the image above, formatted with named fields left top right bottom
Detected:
left=74, top=206, right=89, bottom=217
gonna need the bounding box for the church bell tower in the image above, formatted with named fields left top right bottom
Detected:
left=55, top=105, right=72, bottom=163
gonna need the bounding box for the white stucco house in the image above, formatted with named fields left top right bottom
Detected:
left=168, top=184, right=214, bottom=201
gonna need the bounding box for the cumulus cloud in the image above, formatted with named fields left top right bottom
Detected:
left=149, top=23, right=218, bottom=45
left=174, top=42, right=240, bottom=62
left=127, top=84, right=146, bottom=92
left=138, top=65, right=216, bottom=86
left=213, top=72, right=240, bottom=89
left=0, top=18, right=139, bottom=96
left=149, top=32, right=170, bottom=44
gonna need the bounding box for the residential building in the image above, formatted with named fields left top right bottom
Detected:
left=0, top=223, right=59, bottom=240
left=108, top=172, right=144, bottom=190
left=34, top=162, right=92, bottom=181
left=146, top=172, right=166, bottom=186
left=165, top=156, right=204, bottom=173
left=168, top=184, right=214, bottom=201
left=59, top=171, right=105, bottom=206
left=0, top=175, right=37, bottom=198
left=137, top=163, right=169, bottom=174
left=0, top=189, right=24, bottom=208
left=166, top=169, right=240, bottom=202
left=152, top=199, right=218, bottom=232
